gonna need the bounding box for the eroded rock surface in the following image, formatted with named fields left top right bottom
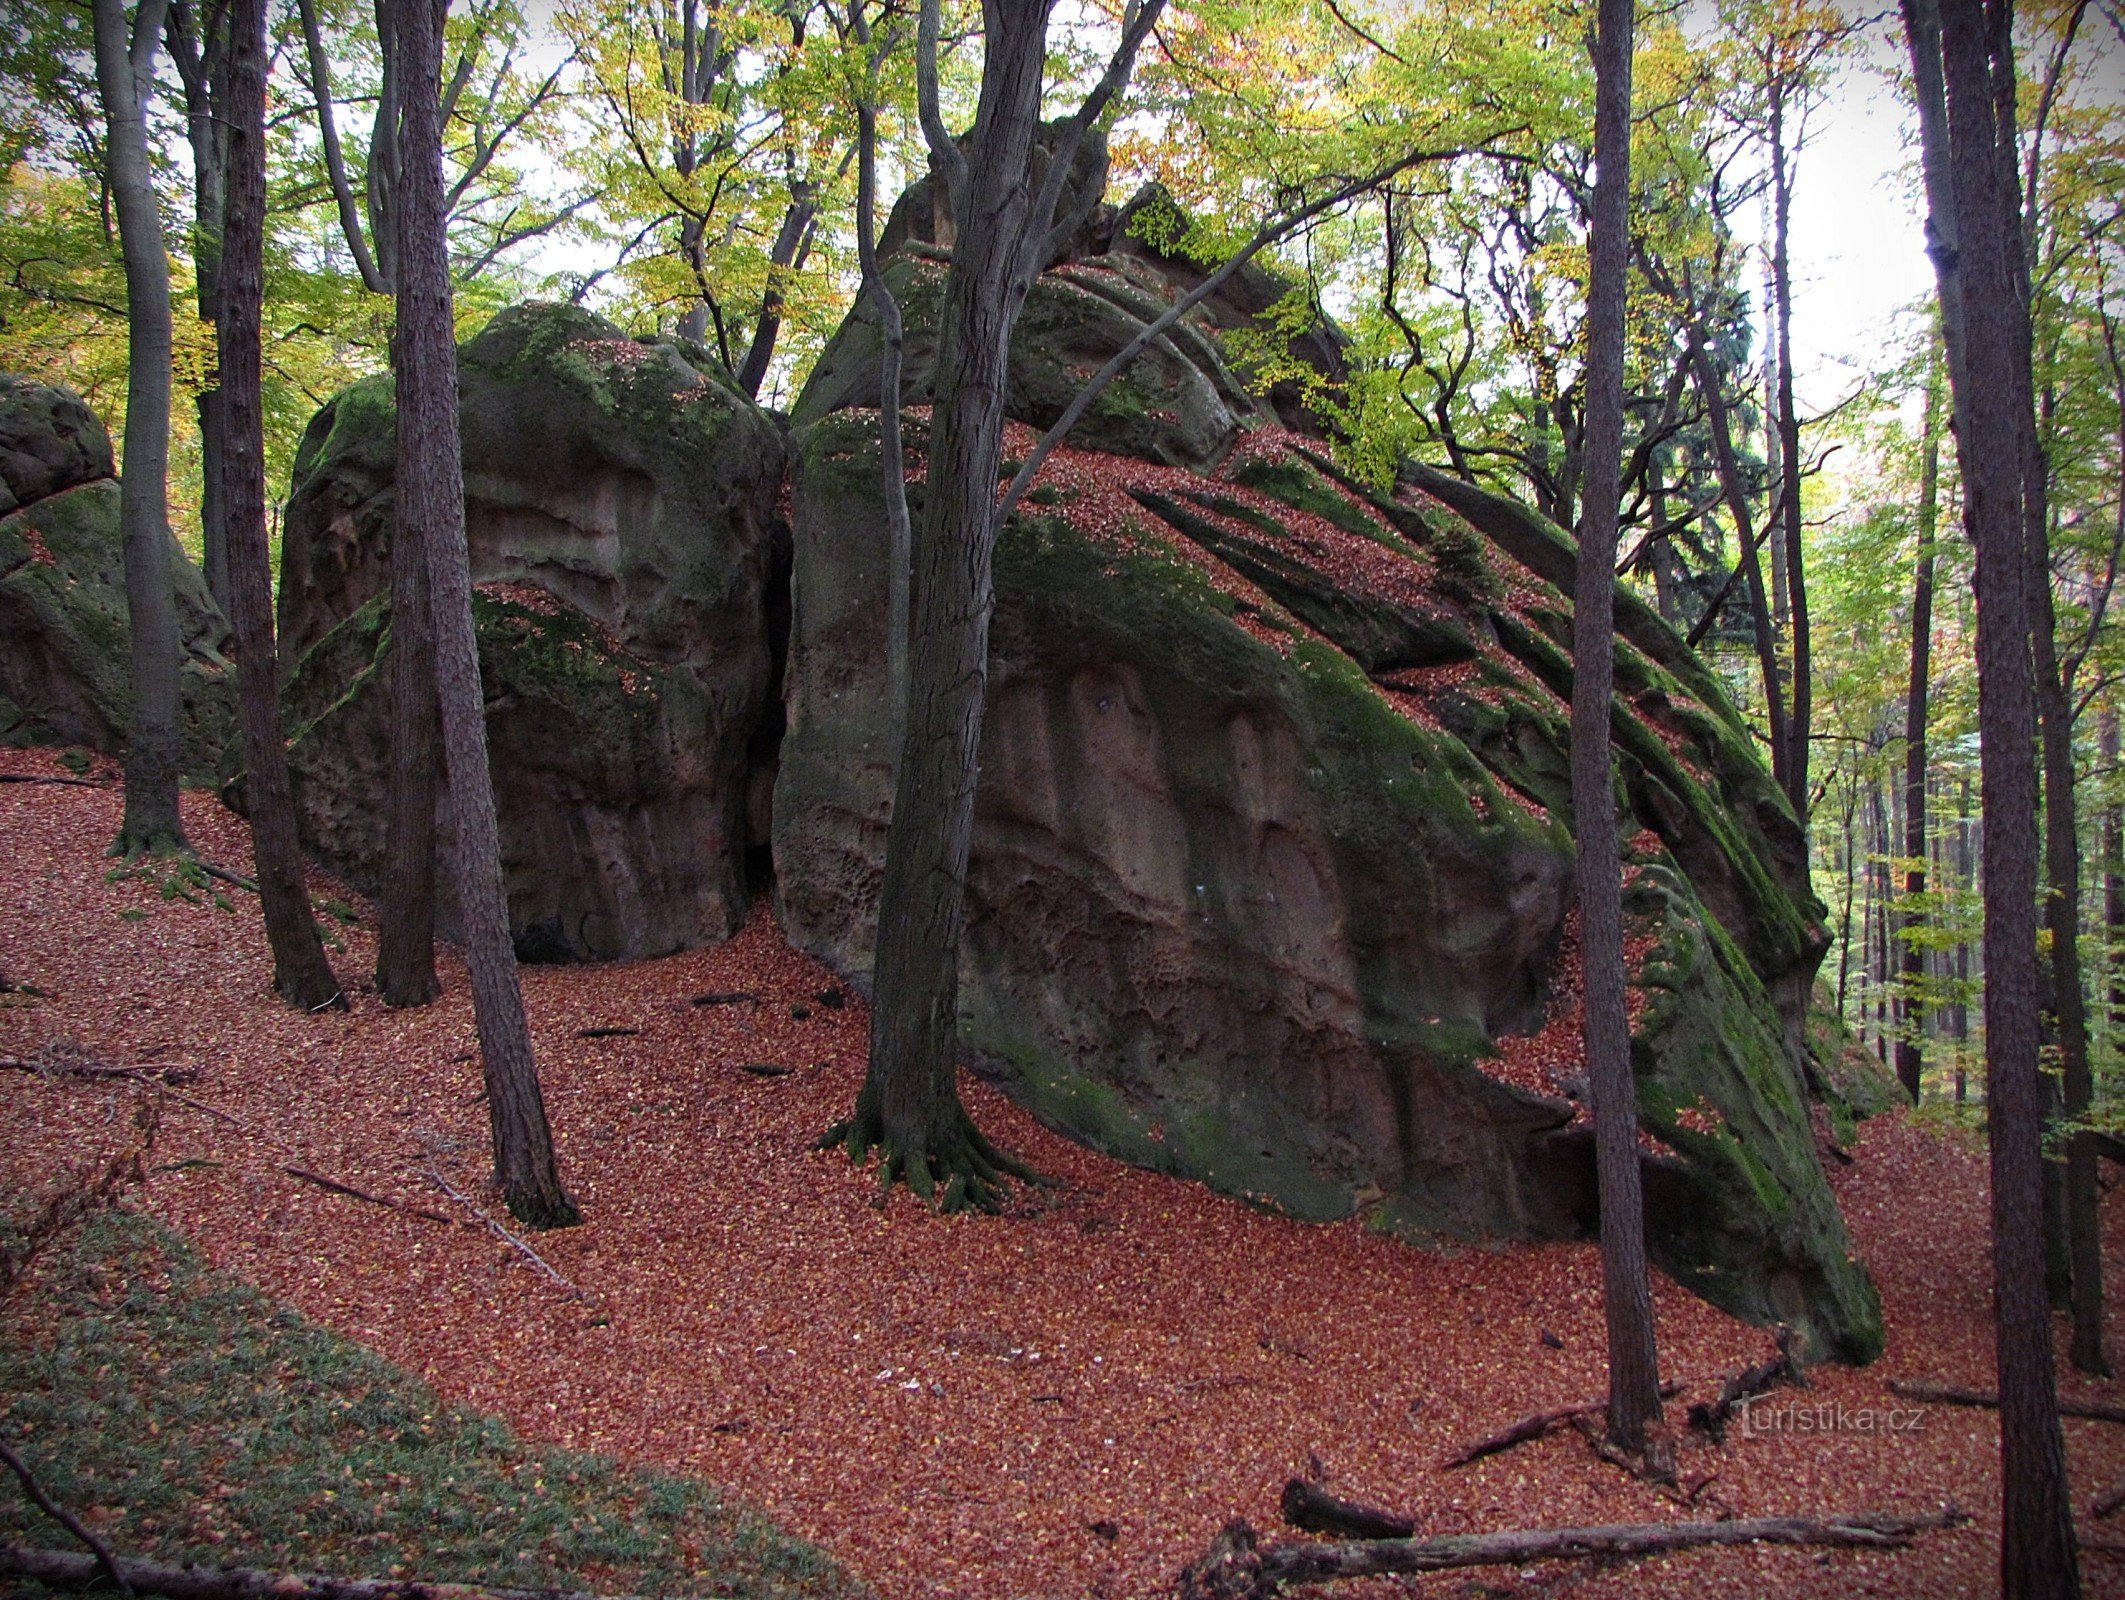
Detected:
left=774, top=185, right=1878, bottom=1361
left=277, top=304, right=787, bottom=960
left=0, top=375, right=231, bottom=765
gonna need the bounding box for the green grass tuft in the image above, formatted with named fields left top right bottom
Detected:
left=0, top=1212, right=867, bottom=1598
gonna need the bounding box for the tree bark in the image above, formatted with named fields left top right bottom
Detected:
left=1767, top=87, right=1812, bottom=825
left=1688, top=341, right=1789, bottom=787
left=837, top=0, right=1164, bottom=1209
left=1573, top=0, right=1661, bottom=1457
left=852, top=0, right=1057, bottom=1210
left=92, top=0, right=187, bottom=855
left=1913, top=0, right=2082, bottom=1588
left=166, top=0, right=231, bottom=614
left=372, top=0, right=441, bottom=1010
left=2103, top=709, right=2123, bottom=1043
left=1896, top=370, right=1939, bottom=1101
left=218, top=0, right=344, bottom=1012
left=390, top=0, right=578, bottom=1229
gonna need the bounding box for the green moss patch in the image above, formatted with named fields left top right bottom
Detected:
left=0, top=1211, right=864, bottom=1597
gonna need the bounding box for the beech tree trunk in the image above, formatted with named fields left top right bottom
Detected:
left=390, top=0, right=578, bottom=1229
left=92, top=0, right=187, bottom=855
left=372, top=0, right=441, bottom=1010
left=1689, top=342, right=1789, bottom=787
left=165, top=0, right=230, bottom=614
left=1912, top=0, right=2081, bottom=1589
left=1896, top=372, right=1939, bottom=1101
left=2103, top=709, right=2124, bottom=1045
left=1574, top=0, right=1661, bottom=1456
left=853, top=0, right=1056, bottom=1210
left=218, top=0, right=344, bottom=1012
left=1767, top=90, right=1812, bottom=825
left=837, top=0, right=1164, bottom=1209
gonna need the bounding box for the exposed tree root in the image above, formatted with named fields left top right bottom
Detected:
left=1441, top=1379, right=1682, bottom=1468
left=1174, top=1508, right=1969, bottom=1599
left=818, top=1102, right=1042, bottom=1213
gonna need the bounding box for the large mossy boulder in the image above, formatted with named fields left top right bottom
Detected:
left=277, top=304, right=787, bottom=961
left=0, top=376, right=231, bottom=766
left=775, top=191, right=1879, bottom=1361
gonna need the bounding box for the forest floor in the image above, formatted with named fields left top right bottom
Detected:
left=2, top=743, right=2124, bottom=1600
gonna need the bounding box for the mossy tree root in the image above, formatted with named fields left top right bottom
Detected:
left=817, top=1104, right=1042, bottom=1213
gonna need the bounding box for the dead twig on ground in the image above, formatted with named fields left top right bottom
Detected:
left=1888, top=1379, right=2125, bottom=1425
left=1688, top=1326, right=1801, bottom=1443
left=0, top=1092, right=159, bottom=1297
left=0, top=1446, right=132, bottom=1597
left=0, top=1054, right=199, bottom=1086
left=422, top=1165, right=591, bottom=1301
left=281, top=1165, right=461, bottom=1228
left=1440, top=1379, right=1682, bottom=1468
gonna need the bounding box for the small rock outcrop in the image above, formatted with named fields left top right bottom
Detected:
left=0, top=375, right=231, bottom=766
left=772, top=175, right=1879, bottom=1360
left=276, top=303, right=788, bottom=961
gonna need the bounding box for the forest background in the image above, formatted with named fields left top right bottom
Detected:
left=4, top=0, right=2124, bottom=1135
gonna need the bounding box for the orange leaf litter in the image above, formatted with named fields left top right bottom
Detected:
left=3, top=746, right=2123, bottom=1599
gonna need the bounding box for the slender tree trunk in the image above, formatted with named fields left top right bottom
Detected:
left=2014, top=216, right=2104, bottom=1386
left=168, top=0, right=230, bottom=614
left=391, top=0, right=578, bottom=1229
left=1874, top=775, right=1893, bottom=1066
left=1897, top=373, right=1940, bottom=1101
left=852, top=0, right=1058, bottom=1211
left=849, top=44, right=910, bottom=755
left=1768, top=90, right=1812, bottom=823
left=733, top=193, right=820, bottom=400
left=372, top=0, right=441, bottom=1009
left=1689, top=344, right=1789, bottom=788
left=1576, top=0, right=1662, bottom=1456
left=1955, top=772, right=1973, bottom=1104
left=2103, top=708, right=2124, bottom=1045
left=93, top=0, right=188, bottom=855
left=218, top=0, right=344, bottom=1012
left=837, top=0, right=1164, bottom=1208
left=1836, top=787, right=1858, bottom=1018
left=1917, top=0, right=2081, bottom=1587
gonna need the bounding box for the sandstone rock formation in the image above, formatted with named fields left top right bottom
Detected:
left=0, top=375, right=231, bottom=767
left=276, top=303, right=787, bottom=961
left=276, top=182, right=1880, bottom=1359
left=772, top=178, right=1880, bottom=1360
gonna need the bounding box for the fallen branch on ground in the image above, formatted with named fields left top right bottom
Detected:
left=422, top=1165, right=591, bottom=1301
left=1441, top=1379, right=1681, bottom=1468
left=1279, top=1479, right=1413, bottom=1540
left=576, top=1027, right=639, bottom=1039
left=1174, top=1508, right=1969, bottom=1599
left=0, top=1092, right=159, bottom=1297
left=1689, top=1326, right=1800, bottom=1443
left=0, top=1054, right=198, bottom=1086
left=0, top=1544, right=717, bottom=1600
left=281, top=1165, right=460, bottom=1228
left=0, top=773, right=106, bottom=788
left=2094, top=1478, right=2125, bottom=1520
left=196, top=861, right=257, bottom=893
left=1888, top=1379, right=2125, bottom=1425
left=0, top=1447, right=132, bottom=1596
